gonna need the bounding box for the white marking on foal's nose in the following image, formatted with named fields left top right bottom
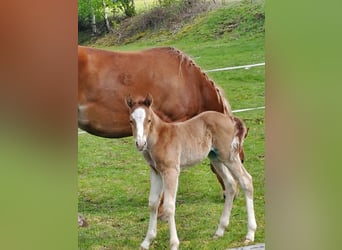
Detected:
left=131, top=108, right=147, bottom=150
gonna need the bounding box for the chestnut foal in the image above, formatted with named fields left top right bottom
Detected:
left=126, top=94, right=256, bottom=250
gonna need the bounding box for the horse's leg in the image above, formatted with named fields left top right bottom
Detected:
left=210, top=159, right=238, bottom=238
left=226, top=159, right=257, bottom=243
left=210, top=142, right=246, bottom=200
left=210, top=163, right=240, bottom=200
left=140, top=169, right=163, bottom=250
left=157, top=193, right=166, bottom=220
left=143, top=151, right=166, bottom=221
left=162, top=168, right=180, bottom=250
left=210, top=163, right=226, bottom=198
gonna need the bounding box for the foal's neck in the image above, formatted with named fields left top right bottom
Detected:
left=149, top=108, right=173, bottom=135
left=151, top=109, right=166, bottom=127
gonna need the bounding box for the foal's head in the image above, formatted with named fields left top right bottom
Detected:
left=125, top=94, right=153, bottom=151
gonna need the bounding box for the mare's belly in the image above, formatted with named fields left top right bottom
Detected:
left=78, top=104, right=132, bottom=138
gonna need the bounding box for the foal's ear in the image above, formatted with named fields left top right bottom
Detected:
left=125, top=95, right=134, bottom=109
left=144, top=93, right=153, bottom=107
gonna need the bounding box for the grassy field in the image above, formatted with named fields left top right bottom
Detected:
left=79, top=1, right=264, bottom=249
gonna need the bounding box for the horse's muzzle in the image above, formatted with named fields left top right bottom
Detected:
left=135, top=140, right=147, bottom=151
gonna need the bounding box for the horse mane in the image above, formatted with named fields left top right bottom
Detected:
left=156, top=47, right=232, bottom=116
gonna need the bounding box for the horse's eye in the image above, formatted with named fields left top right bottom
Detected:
left=148, top=119, right=151, bottom=123
left=129, top=120, right=133, bottom=124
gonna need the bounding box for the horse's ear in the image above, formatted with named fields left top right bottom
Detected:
left=125, top=95, right=134, bottom=109
left=144, top=93, right=153, bottom=107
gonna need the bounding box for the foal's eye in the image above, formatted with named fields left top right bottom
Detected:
left=148, top=119, right=151, bottom=123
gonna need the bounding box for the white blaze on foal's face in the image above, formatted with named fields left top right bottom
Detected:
left=131, top=107, right=148, bottom=151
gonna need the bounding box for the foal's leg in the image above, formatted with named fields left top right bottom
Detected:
left=143, top=152, right=166, bottom=220
left=140, top=169, right=163, bottom=250
left=210, top=159, right=238, bottom=238
left=210, top=144, right=246, bottom=199
left=210, top=163, right=226, bottom=198
left=157, top=193, right=165, bottom=220
left=226, top=159, right=257, bottom=243
left=162, top=168, right=180, bottom=250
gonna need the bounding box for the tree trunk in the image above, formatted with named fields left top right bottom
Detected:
left=90, top=5, right=97, bottom=34
left=103, top=0, right=112, bottom=32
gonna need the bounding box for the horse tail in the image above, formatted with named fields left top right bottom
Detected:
left=231, top=116, right=248, bottom=163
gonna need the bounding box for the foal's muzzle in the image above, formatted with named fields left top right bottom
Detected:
left=135, top=140, right=147, bottom=151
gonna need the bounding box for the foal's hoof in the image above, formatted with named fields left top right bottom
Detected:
left=140, top=244, right=149, bottom=250
left=243, top=239, right=253, bottom=245
left=213, top=233, right=223, bottom=240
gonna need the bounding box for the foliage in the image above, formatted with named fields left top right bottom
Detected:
left=117, top=0, right=136, bottom=17
left=78, top=0, right=136, bottom=33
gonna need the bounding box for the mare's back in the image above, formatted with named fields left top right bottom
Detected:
left=78, top=47, right=221, bottom=121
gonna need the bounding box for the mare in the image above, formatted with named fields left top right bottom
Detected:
left=126, top=94, right=256, bottom=250
left=78, top=45, right=244, bottom=217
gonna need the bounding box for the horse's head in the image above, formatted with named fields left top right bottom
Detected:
left=125, top=94, right=153, bottom=151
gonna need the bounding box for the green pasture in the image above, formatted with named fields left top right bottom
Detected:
left=79, top=1, right=264, bottom=249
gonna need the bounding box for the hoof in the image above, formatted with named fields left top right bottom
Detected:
left=170, top=240, right=180, bottom=250
left=213, top=233, right=223, bottom=240
left=243, top=239, right=253, bottom=245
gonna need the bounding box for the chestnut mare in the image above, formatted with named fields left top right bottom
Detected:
left=78, top=45, right=244, bottom=217
left=126, top=94, right=256, bottom=250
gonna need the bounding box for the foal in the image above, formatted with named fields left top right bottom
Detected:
left=126, top=94, right=256, bottom=250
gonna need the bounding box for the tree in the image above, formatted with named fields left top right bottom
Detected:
left=117, top=0, right=136, bottom=17
left=78, top=0, right=136, bottom=34
left=78, top=0, right=103, bottom=34
left=103, top=0, right=112, bottom=32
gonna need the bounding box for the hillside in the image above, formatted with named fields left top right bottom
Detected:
left=79, top=0, right=264, bottom=47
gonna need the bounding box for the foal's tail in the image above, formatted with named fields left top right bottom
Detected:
left=231, top=116, right=249, bottom=163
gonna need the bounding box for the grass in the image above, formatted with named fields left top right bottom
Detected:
left=79, top=1, right=264, bottom=249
